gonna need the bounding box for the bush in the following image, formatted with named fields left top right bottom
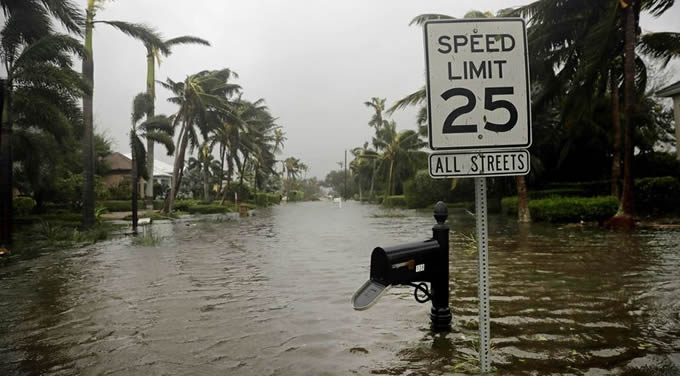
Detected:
left=255, top=193, right=268, bottom=207
left=267, top=193, right=281, bottom=205
left=13, top=197, right=36, bottom=216
left=288, top=190, right=305, bottom=202
left=174, top=199, right=202, bottom=212
left=384, top=195, right=407, bottom=207
left=634, top=152, right=680, bottom=178
left=501, top=196, right=619, bottom=223
left=542, top=181, right=610, bottom=197
left=404, top=170, right=452, bottom=208
left=107, top=179, right=132, bottom=200
left=635, top=176, right=680, bottom=215
left=186, top=204, right=231, bottom=214
left=99, top=200, right=133, bottom=212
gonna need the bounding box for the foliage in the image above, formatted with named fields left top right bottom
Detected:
left=634, top=176, right=680, bottom=215
left=502, top=196, right=619, bottom=223
left=383, top=195, right=407, bottom=208
left=403, top=170, right=452, bottom=208
left=107, top=179, right=133, bottom=200
left=186, top=204, right=232, bottom=214
left=255, top=193, right=282, bottom=206
left=634, top=152, right=680, bottom=178
left=287, top=190, right=305, bottom=202
left=13, top=197, right=36, bottom=216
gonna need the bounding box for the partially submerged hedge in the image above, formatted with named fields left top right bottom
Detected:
left=502, top=196, right=618, bottom=223
left=384, top=195, right=407, bottom=208
left=255, top=193, right=282, bottom=207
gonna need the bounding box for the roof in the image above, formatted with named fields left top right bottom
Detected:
left=657, top=80, right=680, bottom=98
left=103, top=152, right=174, bottom=177
left=122, top=153, right=174, bottom=177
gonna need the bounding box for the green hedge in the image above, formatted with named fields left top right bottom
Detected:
left=634, top=176, right=680, bottom=214
left=502, top=196, right=619, bottom=223
left=384, top=195, right=407, bottom=207
left=186, top=204, right=232, bottom=214
left=13, top=197, right=36, bottom=216
left=288, top=191, right=305, bottom=202
left=255, top=193, right=282, bottom=207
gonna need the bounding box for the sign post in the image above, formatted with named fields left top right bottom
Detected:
left=423, top=18, right=532, bottom=373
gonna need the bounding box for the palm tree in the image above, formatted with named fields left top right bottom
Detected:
left=81, top=0, right=166, bottom=227
left=364, top=97, right=390, bottom=200
left=141, top=35, right=210, bottom=208
left=129, top=93, right=174, bottom=233
left=159, top=69, right=241, bottom=214
left=0, top=0, right=87, bottom=244
left=374, top=121, right=425, bottom=201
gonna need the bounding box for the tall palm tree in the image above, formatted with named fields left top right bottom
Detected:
left=81, top=0, right=166, bottom=227
left=129, top=93, right=174, bottom=233
left=141, top=35, right=210, bottom=208
left=0, top=0, right=87, bottom=244
left=364, top=97, right=390, bottom=200
left=159, top=69, right=241, bottom=214
left=374, top=121, right=425, bottom=201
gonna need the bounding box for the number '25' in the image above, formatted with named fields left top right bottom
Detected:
left=440, top=87, right=518, bottom=134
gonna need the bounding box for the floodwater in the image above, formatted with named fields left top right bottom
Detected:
left=1, top=201, right=679, bottom=375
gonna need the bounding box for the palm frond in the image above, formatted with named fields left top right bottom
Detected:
left=409, top=13, right=455, bottom=26
left=139, top=115, right=174, bottom=135
left=94, top=20, right=166, bottom=50
left=130, top=132, right=148, bottom=179
left=387, top=87, right=426, bottom=114
left=145, top=131, right=175, bottom=156
left=162, top=35, right=210, bottom=55
left=132, top=92, right=153, bottom=124
left=639, top=32, right=680, bottom=67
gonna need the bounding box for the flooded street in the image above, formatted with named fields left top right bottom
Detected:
left=1, top=201, right=680, bottom=375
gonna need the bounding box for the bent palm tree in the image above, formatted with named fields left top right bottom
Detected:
left=142, top=35, right=210, bottom=208
left=129, top=93, right=174, bottom=233
left=81, top=0, right=166, bottom=227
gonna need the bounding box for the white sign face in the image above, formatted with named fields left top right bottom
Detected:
left=429, top=150, right=530, bottom=178
left=424, top=19, right=532, bottom=150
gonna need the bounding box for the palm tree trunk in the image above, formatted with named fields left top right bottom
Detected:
left=610, top=72, right=622, bottom=199
left=619, top=1, right=637, bottom=218
left=131, top=138, right=139, bottom=234
left=384, top=159, right=394, bottom=203
left=516, top=176, right=531, bottom=223
left=144, top=48, right=155, bottom=209
left=81, top=3, right=96, bottom=227
left=164, top=121, right=189, bottom=214
left=369, top=159, right=376, bottom=201
left=0, top=81, right=13, bottom=244
left=218, top=145, right=225, bottom=195
left=203, top=161, right=210, bottom=202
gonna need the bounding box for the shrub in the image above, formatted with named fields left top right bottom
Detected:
left=403, top=170, right=452, bottom=208
left=502, top=196, right=619, bottom=223
left=288, top=190, right=305, bottom=202
left=13, top=197, right=36, bottom=216
left=107, top=179, right=132, bottom=200
left=635, top=176, right=680, bottom=215
left=267, top=193, right=281, bottom=205
left=174, top=199, right=202, bottom=212
left=384, top=195, right=407, bottom=207
left=99, top=200, right=149, bottom=212
left=255, top=193, right=268, bottom=207
left=186, top=204, right=232, bottom=214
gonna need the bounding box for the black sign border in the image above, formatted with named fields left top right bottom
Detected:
left=428, top=150, right=531, bottom=179
left=423, top=18, right=532, bottom=151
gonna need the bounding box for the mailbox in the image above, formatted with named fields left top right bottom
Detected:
left=352, top=202, right=452, bottom=331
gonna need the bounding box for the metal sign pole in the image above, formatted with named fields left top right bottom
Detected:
left=474, top=177, right=491, bottom=372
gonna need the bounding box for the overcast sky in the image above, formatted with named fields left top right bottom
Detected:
left=88, top=0, right=680, bottom=179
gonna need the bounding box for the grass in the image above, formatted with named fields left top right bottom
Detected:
left=132, top=227, right=163, bottom=247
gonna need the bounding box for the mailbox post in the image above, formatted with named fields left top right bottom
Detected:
left=430, top=202, right=452, bottom=330
left=352, top=201, right=451, bottom=331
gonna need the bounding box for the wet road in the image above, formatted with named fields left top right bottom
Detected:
left=1, top=201, right=679, bottom=375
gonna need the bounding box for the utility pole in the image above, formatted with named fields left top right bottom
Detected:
left=344, top=149, right=348, bottom=199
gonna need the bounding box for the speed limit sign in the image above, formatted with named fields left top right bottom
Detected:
left=424, top=19, right=532, bottom=150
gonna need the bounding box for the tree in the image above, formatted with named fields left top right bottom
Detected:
left=0, top=0, right=87, bottom=244
left=81, top=0, right=166, bottom=227
left=141, top=35, right=210, bottom=208
left=364, top=97, right=389, bottom=200
left=374, top=121, right=425, bottom=201
left=159, top=69, right=241, bottom=214
left=129, top=93, right=174, bottom=233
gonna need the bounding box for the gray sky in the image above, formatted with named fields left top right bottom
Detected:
left=89, top=0, right=680, bottom=179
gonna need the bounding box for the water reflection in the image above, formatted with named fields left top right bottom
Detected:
left=0, top=201, right=679, bottom=375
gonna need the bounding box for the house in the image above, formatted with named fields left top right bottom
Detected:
left=657, top=80, right=680, bottom=160
left=102, top=152, right=174, bottom=194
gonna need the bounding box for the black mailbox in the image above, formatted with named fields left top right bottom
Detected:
left=370, top=240, right=439, bottom=286
left=352, top=202, right=452, bottom=331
